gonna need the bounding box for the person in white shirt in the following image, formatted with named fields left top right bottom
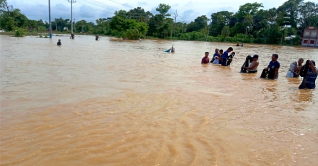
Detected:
left=286, top=58, right=304, bottom=78
left=243, top=55, right=259, bottom=73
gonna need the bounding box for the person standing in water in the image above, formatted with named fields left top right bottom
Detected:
left=243, top=55, right=259, bottom=73
left=219, top=49, right=224, bottom=64
left=286, top=58, right=304, bottom=78
left=95, top=35, right=99, bottom=41
left=221, top=47, right=233, bottom=66
left=57, top=39, right=61, bottom=46
left=299, top=60, right=317, bottom=89
left=210, top=49, right=219, bottom=63
left=201, top=52, right=210, bottom=64
left=260, top=54, right=280, bottom=79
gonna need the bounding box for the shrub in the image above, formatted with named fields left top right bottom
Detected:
left=14, top=28, right=24, bottom=37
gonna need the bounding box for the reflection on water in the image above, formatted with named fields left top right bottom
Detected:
left=1, top=35, right=318, bottom=165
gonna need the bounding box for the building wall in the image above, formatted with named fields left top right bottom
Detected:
left=302, top=28, right=318, bottom=47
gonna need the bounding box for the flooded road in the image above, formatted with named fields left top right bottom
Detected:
left=1, top=35, right=318, bottom=165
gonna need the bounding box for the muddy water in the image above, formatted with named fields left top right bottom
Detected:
left=1, top=35, right=318, bottom=165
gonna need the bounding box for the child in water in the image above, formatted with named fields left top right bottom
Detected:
left=57, top=39, right=61, bottom=46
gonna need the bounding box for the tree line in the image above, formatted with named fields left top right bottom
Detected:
left=0, top=0, right=317, bottom=44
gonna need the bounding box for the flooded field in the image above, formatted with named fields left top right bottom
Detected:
left=1, top=35, right=318, bottom=165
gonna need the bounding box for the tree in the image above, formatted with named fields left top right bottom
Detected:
left=156, top=4, right=171, bottom=17
left=298, top=2, right=318, bottom=32
left=210, top=11, right=233, bottom=36
left=186, top=15, right=208, bottom=32
left=221, top=26, right=230, bottom=37
left=277, top=0, right=303, bottom=28
left=127, top=7, right=153, bottom=22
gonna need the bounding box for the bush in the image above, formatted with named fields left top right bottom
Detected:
left=254, top=37, right=265, bottom=44
left=123, top=29, right=140, bottom=40
left=14, top=28, right=24, bottom=37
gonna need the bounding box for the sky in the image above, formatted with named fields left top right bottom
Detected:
left=7, top=0, right=317, bottom=23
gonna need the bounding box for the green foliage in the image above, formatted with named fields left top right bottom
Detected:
left=221, top=26, right=230, bottom=37
left=38, top=26, right=46, bottom=32
left=109, top=15, right=148, bottom=38
left=187, top=15, right=208, bottom=32
left=14, top=28, right=24, bottom=37
left=156, top=4, right=171, bottom=17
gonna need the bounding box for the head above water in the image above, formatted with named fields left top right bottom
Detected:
left=311, top=60, right=315, bottom=66
left=205, top=52, right=209, bottom=57
left=219, top=49, right=223, bottom=53
left=58, top=39, right=61, bottom=42
left=272, top=54, right=278, bottom=61
left=253, top=54, right=259, bottom=61
left=298, top=58, right=304, bottom=65
left=215, top=49, right=219, bottom=53
left=227, top=47, right=233, bottom=52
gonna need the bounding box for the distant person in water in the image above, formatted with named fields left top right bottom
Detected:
left=219, top=49, right=224, bottom=64
left=221, top=47, right=233, bottom=66
left=237, top=43, right=239, bottom=46
left=242, top=55, right=259, bottom=73
left=241, top=43, right=244, bottom=47
left=95, top=35, right=99, bottom=41
left=70, top=33, right=75, bottom=39
left=201, top=52, right=210, bottom=64
left=260, top=54, right=280, bottom=79
left=210, top=49, right=219, bottom=63
left=57, top=39, right=61, bottom=46
left=299, top=60, right=317, bottom=89
left=286, top=58, right=304, bottom=78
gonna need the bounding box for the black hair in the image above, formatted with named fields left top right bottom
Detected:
left=205, top=52, right=209, bottom=54
left=219, top=49, right=223, bottom=52
left=253, top=55, right=259, bottom=59
left=228, top=47, right=233, bottom=51
left=272, top=54, right=278, bottom=58
left=311, top=60, right=315, bottom=65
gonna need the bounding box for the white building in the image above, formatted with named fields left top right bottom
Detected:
left=302, top=27, right=318, bottom=47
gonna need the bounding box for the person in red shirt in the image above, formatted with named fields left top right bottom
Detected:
left=201, top=52, right=210, bottom=64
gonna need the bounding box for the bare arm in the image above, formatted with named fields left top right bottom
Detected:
left=274, top=68, right=279, bottom=79
left=309, top=61, right=317, bottom=74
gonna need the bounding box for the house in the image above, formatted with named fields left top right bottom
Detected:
left=301, top=26, right=318, bottom=47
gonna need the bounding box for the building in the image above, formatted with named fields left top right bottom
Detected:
left=302, top=26, right=318, bottom=47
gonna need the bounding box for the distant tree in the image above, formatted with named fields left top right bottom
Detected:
left=156, top=4, right=171, bottom=17
left=221, top=26, right=230, bottom=37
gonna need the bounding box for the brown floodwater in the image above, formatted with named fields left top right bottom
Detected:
left=1, top=35, right=318, bottom=166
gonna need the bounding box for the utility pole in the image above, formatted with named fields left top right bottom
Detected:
left=74, top=19, right=76, bottom=33
left=55, top=18, right=57, bottom=31
left=68, top=0, right=76, bottom=34
left=173, top=10, right=178, bottom=37
left=48, top=0, right=52, bottom=38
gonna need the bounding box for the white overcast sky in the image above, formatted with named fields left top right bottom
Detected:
left=8, top=0, right=317, bottom=23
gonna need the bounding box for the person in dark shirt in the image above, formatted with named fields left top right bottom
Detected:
left=260, top=54, right=280, bottom=79
left=299, top=60, right=317, bottom=89
left=201, top=52, right=210, bottom=64
left=210, top=49, right=219, bottom=63
left=95, top=35, right=99, bottom=41
left=219, top=49, right=224, bottom=64
left=57, top=39, right=61, bottom=46
left=221, top=47, right=233, bottom=66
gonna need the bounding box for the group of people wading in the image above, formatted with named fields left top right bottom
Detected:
left=202, top=47, right=317, bottom=90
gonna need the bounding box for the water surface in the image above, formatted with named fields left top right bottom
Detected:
left=1, top=35, right=318, bottom=165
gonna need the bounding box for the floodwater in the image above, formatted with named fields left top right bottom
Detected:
left=0, top=35, right=318, bottom=166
